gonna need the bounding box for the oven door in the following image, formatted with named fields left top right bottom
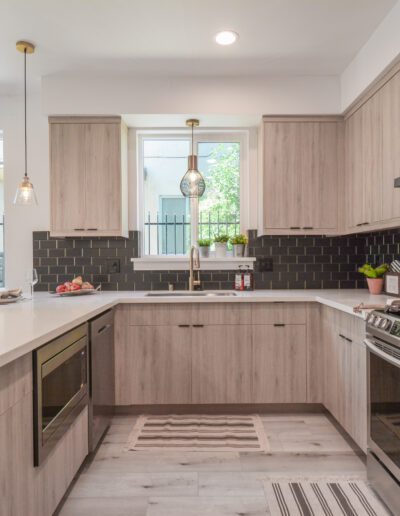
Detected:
left=33, top=324, right=88, bottom=466
left=365, top=336, right=400, bottom=478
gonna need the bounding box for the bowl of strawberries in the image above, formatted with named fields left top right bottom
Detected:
left=55, top=276, right=97, bottom=296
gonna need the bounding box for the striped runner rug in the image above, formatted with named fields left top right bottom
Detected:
left=264, top=479, right=389, bottom=516
left=126, top=414, right=269, bottom=452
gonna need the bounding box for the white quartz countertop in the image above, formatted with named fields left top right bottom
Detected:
left=0, top=289, right=390, bottom=368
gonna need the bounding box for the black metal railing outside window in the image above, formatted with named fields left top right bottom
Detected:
left=144, top=211, right=240, bottom=255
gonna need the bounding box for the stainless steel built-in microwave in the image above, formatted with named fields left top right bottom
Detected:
left=33, top=324, right=88, bottom=466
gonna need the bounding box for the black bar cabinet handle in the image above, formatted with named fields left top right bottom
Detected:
left=274, top=323, right=285, bottom=327
left=178, top=324, right=190, bottom=328
left=193, top=324, right=204, bottom=328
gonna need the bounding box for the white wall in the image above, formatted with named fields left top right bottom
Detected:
left=0, top=95, right=49, bottom=288
left=42, top=74, right=341, bottom=116
left=341, top=0, right=400, bottom=110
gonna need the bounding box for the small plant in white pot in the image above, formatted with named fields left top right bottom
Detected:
left=214, top=234, right=229, bottom=258
left=198, top=238, right=212, bottom=258
left=230, top=234, right=248, bottom=257
left=358, top=263, right=389, bottom=294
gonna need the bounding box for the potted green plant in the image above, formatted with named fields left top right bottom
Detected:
left=198, top=238, right=212, bottom=258
left=214, top=234, right=229, bottom=258
left=230, top=234, right=248, bottom=257
left=358, top=263, right=389, bottom=294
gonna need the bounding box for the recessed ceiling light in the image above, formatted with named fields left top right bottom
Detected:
left=215, top=30, right=239, bottom=46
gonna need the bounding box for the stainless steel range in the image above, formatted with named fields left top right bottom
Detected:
left=365, top=307, right=400, bottom=513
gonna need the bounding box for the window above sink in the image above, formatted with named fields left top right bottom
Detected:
left=137, top=130, right=250, bottom=259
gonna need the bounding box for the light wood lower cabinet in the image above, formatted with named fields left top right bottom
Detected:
left=115, top=325, right=192, bottom=405
left=252, top=325, right=307, bottom=403
left=114, top=303, right=308, bottom=405
left=114, top=302, right=367, bottom=451
left=191, top=325, right=252, bottom=404
left=0, top=355, right=88, bottom=516
left=322, top=307, right=367, bottom=452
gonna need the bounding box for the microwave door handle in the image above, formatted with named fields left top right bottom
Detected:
left=364, top=338, right=400, bottom=368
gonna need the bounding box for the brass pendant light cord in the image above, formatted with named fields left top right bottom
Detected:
left=24, top=48, right=27, bottom=178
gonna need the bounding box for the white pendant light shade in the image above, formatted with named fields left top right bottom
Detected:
left=14, top=176, right=37, bottom=205
left=13, top=40, right=37, bottom=206
left=180, top=119, right=206, bottom=198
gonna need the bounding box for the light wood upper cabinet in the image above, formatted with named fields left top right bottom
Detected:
left=346, top=93, right=383, bottom=230
left=345, top=108, right=364, bottom=229
left=49, top=116, right=128, bottom=237
left=262, top=117, right=341, bottom=234
left=50, top=123, right=86, bottom=233
left=362, top=92, right=383, bottom=225
left=382, top=71, right=400, bottom=221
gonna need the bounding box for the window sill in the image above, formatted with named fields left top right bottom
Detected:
left=130, top=256, right=256, bottom=271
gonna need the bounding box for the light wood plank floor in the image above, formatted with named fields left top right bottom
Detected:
left=59, top=413, right=366, bottom=516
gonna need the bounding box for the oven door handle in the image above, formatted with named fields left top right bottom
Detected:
left=364, top=338, right=400, bottom=368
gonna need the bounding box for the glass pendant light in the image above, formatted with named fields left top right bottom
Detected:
left=180, top=119, right=206, bottom=198
left=14, top=41, right=37, bottom=206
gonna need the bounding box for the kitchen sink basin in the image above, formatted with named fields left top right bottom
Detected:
left=145, top=291, right=237, bottom=297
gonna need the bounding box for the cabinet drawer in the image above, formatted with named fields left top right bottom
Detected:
left=251, top=303, right=306, bottom=325
left=118, top=304, right=192, bottom=326
left=191, top=303, right=251, bottom=325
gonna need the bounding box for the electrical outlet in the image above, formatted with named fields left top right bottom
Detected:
left=106, top=258, right=120, bottom=274
left=257, top=257, right=273, bottom=272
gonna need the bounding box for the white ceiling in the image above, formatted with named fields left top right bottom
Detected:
left=0, top=0, right=397, bottom=94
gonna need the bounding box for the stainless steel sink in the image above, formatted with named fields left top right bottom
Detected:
left=145, top=291, right=237, bottom=297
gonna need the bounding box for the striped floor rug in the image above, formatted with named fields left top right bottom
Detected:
left=264, top=479, right=389, bottom=516
left=126, top=414, right=269, bottom=452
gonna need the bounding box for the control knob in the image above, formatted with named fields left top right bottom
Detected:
left=380, top=318, right=392, bottom=331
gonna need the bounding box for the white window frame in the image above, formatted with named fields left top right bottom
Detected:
left=137, top=129, right=250, bottom=257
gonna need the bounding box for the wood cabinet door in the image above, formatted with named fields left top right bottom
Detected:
left=323, top=308, right=367, bottom=452
left=191, top=325, right=252, bottom=404
left=382, top=71, right=400, bottom=221
left=361, top=92, right=383, bottom=225
left=115, top=325, right=192, bottom=405
left=346, top=109, right=364, bottom=229
left=263, top=122, right=302, bottom=229
left=263, top=120, right=338, bottom=231
left=84, top=123, right=121, bottom=231
left=346, top=93, right=382, bottom=229
left=322, top=307, right=339, bottom=418
left=302, top=122, right=339, bottom=230
left=50, top=123, right=86, bottom=232
left=348, top=317, right=367, bottom=452
left=252, top=325, right=307, bottom=403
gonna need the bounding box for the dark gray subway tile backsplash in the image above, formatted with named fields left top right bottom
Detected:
left=33, top=229, right=400, bottom=291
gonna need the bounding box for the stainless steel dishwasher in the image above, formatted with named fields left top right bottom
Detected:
left=89, top=309, right=115, bottom=452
